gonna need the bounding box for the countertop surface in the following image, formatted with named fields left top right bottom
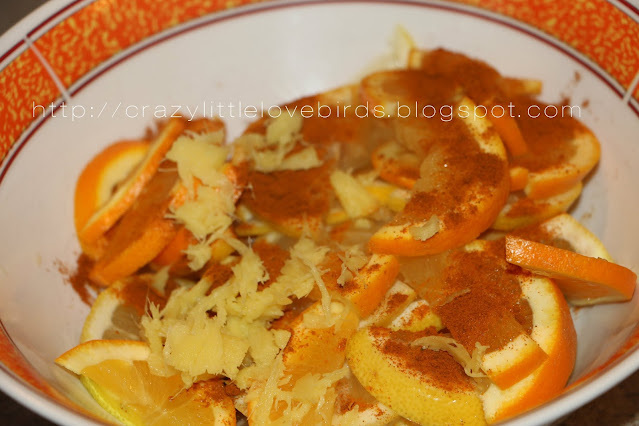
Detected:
left=1, top=0, right=638, bottom=425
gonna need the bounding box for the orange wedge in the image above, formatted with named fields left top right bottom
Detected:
left=369, top=96, right=509, bottom=256
left=407, top=48, right=529, bottom=157
left=480, top=275, right=576, bottom=423
left=79, top=118, right=185, bottom=245
left=512, top=96, right=600, bottom=200
left=492, top=182, right=582, bottom=231
left=74, top=140, right=150, bottom=257
left=505, top=235, right=637, bottom=305
left=514, top=213, right=612, bottom=260
left=89, top=169, right=182, bottom=286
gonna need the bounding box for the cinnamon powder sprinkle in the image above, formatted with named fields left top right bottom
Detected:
left=57, top=254, right=98, bottom=306
left=242, top=164, right=332, bottom=233
left=512, top=96, right=581, bottom=171
left=371, top=327, right=473, bottom=392
left=252, top=239, right=288, bottom=289
left=424, top=241, right=534, bottom=352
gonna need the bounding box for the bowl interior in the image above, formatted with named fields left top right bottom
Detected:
left=1, top=1, right=638, bottom=424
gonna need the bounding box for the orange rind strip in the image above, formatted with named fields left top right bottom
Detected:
left=505, top=235, right=637, bottom=305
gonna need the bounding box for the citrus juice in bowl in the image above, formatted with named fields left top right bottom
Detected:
left=0, top=1, right=638, bottom=425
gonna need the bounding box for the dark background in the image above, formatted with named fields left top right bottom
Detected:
left=0, top=1, right=638, bottom=425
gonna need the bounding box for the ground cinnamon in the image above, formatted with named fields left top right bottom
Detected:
left=371, top=327, right=473, bottom=392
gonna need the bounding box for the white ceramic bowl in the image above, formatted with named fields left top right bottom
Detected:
left=1, top=1, right=638, bottom=424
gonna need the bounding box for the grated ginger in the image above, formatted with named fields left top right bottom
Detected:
left=141, top=236, right=333, bottom=389
left=248, top=353, right=349, bottom=426
left=234, top=113, right=322, bottom=172
left=165, top=130, right=236, bottom=270
left=337, top=244, right=368, bottom=286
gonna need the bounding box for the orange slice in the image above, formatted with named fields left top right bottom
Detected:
left=281, top=301, right=359, bottom=377
left=505, top=235, right=637, bottom=305
left=149, top=225, right=194, bottom=273
left=79, top=118, right=185, bottom=245
left=407, top=48, right=529, bottom=157
left=151, top=163, right=243, bottom=275
left=89, top=169, right=182, bottom=286
left=369, top=96, right=509, bottom=256
left=400, top=240, right=548, bottom=390
left=74, top=140, right=150, bottom=258
left=523, top=129, right=599, bottom=200
left=514, top=213, right=612, bottom=260
left=512, top=96, right=600, bottom=200
left=492, top=182, right=582, bottom=231
left=480, top=275, right=576, bottom=423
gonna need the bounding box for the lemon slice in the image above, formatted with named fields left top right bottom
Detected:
left=56, top=339, right=235, bottom=426
left=346, top=327, right=486, bottom=426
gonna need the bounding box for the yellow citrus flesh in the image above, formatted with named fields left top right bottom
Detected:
left=346, top=327, right=486, bottom=426
left=56, top=340, right=235, bottom=426
left=388, top=300, right=443, bottom=332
